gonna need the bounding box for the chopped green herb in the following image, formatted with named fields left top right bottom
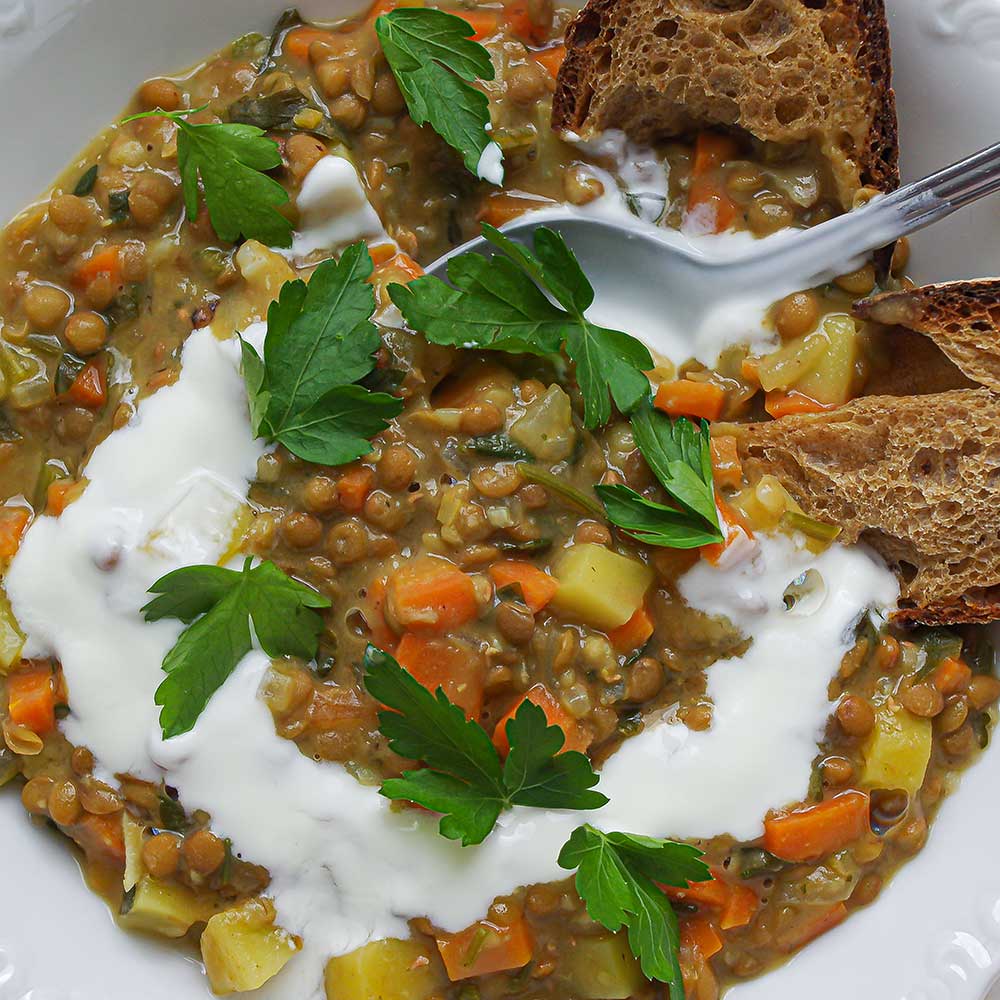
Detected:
left=913, top=627, right=964, bottom=680
left=363, top=645, right=607, bottom=846
left=55, top=353, right=88, bottom=395
left=597, top=399, right=723, bottom=550
left=221, top=837, right=235, bottom=882
left=240, top=242, right=403, bottom=465
left=390, top=225, right=654, bottom=428
left=158, top=792, right=188, bottom=832
left=105, top=284, right=144, bottom=329
left=516, top=463, right=605, bottom=520
left=143, top=558, right=330, bottom=738
left=0, top=411, right=21, bottom=443
left=261, top=8, right=303, bottom=73
left=468, top=433, right=533, bottom=461
left=375, top=8, right=500, bottom=180
left=107, top=188, right=131, bottom=225
left=121, top=108, right=292, bottom=247
left=230, top=31, right=266, bottom=59
left=558, top=824, right=709, bottom=995
left=228, top=87, right=341, bottom=141
left=73, top=165, right=99, bottom=197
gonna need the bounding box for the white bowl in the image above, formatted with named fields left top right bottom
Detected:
left=2, top=1, right=1000, bottom=998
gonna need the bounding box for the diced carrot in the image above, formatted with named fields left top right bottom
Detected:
left=478, top=192, right=552, bottom=228
left=7, top=665, right=56, bottom=735
left=709, top=435, right=743, bottom=490
left=64, top=362, right=106, bottom=409
left=680, top=916, right=723, bottom=960
left=284, top=26, right=337, bottom=60
left=73, top=246, right=122, bottom=290
left=608, top=604, right=654, bottom=652
left=453, top=8, right=500, bottom=39
left=396, top=634, right=485, bottom=718
left=654, top=380, right=726, bottom=422
left=488, top=561, right=558, bottom=614
left=0, top=506, right=30, bottom=560
left=720, top=884, right=760, bottom=930
left=69, top=812, right=126, bottom=867
left=932, top=656, right=973, bottom=695
left=368, top=242, right=399, bottom=266
left=692, top=132, right=741, bottom=176
left=379, top=251, right=424, bottom=282
left=764, top=390, right=838, bottom=419
left=532, top=44, right=566, bottom=78
left=664, top=872, right=760, bottom=931
left=337, top=466, right=375, bottom=513
left=387, top=557, right=479, bottom=635
left=775, top=902, right=847, bottom=954
left=46, top=480, right=86, bottom=516
left=665, top=876, right=729, bottom=910
left=363, top=576, right=398, bottom=653
left=503, top=0, right=548, bottom=44
left=700, top=494, right=754, bottom=567
left=437, top=911, right=534, bottom=981
left=492, top=683, right=591, bottom=756
left=685, top=133, right=742, bottom=235
left=366, top=0, right=424, bottom=21
left=763, top=790, right=871, bottom=862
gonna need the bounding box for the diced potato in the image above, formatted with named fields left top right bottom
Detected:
left=756, top=333, right=826, bottom=392
left=201, top=897, right=300, bottom=995
left=551, top=544, right=653, bottom=631
left=861, top=702, right=932, bottom=795
left=730, top=475, right=803, bottom=533
left=120, top=876, right=216, bottom=938
left=509, top=384, right=576, bottom=462
left=793, top=314, right=862, bottom=406
left=564, top=933, right=645, bottom=1000
left=325, top=937, right=446, bottom=1000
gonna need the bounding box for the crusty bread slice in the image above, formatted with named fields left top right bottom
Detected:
left=856, top=279, right=1000, bottom=392
left=552, top=0, right=899, bottom=208
left=731, top=389, right=1000, bottom=624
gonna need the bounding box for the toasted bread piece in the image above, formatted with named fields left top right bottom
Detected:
left=863, top=328, right=976, bottom=399
left=552, top=0, right=898, bottom=207
left=856, top=280, right=1000, bottom=392
left=731, top=389, right=1000, bottom=624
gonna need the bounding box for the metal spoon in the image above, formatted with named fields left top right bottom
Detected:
left=424, top=139, right=1000, bottom=360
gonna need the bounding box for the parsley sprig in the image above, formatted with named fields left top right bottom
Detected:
left=143, top=559, right=330, bottom=738
left=122, top=108, right=293, bottom=247
left=597, top=398, right=724, bottom=549
left=363, top=645, right=607, bottom=845
left=376, top=8, right=501, bottom=181
left=389, top=224, right=654, bottom=428
left=559, top=825, right=710, bottom=996
left=241, top=241, right=404, bottom=465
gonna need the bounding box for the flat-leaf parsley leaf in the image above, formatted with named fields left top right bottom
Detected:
left=144, top=559, right=330, bottom=739
left=240, top=241, right=404, bottom=465
left=597, top=397, right=723, bottom=549
left=558, top=824, right=710, bottom=997
left=389, top=224, right=654, bottom=428
left=122, top=108, right=293, bottom=247
left=375, top=7, right=502, bottom=181
left=363, top=645, right=607, bottom=845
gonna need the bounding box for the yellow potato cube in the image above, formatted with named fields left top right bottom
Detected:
left=862, top=702, right=932, bottom=796
left=551, top=543, right=653, bottom=631
left=201, top=897, right=300, bottom=995
left=325, top=937, right=446, bottom=1000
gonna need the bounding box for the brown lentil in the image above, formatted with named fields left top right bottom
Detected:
left=900, top=683, right=944, bottom=718
left=182, top=828, right=226, bottom=874
left=143, top=832, right=182, bottom=878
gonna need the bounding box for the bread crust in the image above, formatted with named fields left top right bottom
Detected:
left=553, top=0, right=899, bottom=205
left=731, top=389, right=1000, bottom=625
left=856, top=279, right=1000, bottom=392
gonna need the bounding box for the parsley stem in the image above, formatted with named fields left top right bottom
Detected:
left=516, top=464, right=606, bottom=521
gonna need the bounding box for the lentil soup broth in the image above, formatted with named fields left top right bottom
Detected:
left=0, top=4, right=995, bottom=1000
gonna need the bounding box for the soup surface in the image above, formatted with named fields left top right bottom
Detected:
left=0, top=4, right=995, bottom=1000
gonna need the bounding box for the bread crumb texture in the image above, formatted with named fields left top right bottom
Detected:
left=733, top=389, right=1000, bottom=624
left=553, top=0, right=898, bottom=207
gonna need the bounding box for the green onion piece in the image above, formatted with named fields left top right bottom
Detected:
left=516, top=464, right=605, bottom=520
left=780, top=510, right=842, bottom=545
left=462, top=926, right=491, bottom=967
